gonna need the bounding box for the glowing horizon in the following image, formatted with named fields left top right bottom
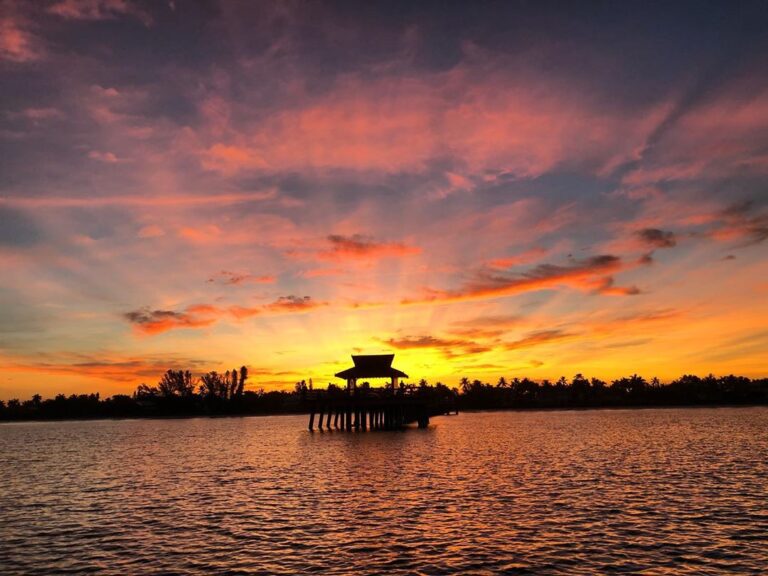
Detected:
left=1, top=1, right=767, bottom=399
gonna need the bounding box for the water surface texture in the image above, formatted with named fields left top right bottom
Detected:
left=2, top=408, right=767, bottom=574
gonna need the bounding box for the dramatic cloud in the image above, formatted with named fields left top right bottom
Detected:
left=405, top=255, right=638, bottom=305
left=198, top=68, right=671, bottom=178
left=2, top=2, right=768, bottom=396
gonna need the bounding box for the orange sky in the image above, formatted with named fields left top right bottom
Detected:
left=1, top=1, right=767, bottom=399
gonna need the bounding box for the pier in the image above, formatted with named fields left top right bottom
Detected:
left=307, top=354, right=454, bottom=431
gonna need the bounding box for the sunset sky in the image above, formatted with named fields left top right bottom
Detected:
left=1, top=0, right=767, bottom=398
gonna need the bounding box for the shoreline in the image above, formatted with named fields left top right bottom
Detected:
left=2, top=401, right=766, bottom=425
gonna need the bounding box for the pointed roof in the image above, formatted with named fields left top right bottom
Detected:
left=334, top=354, right=408, bottom=380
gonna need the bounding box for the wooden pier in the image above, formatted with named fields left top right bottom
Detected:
left=308, top=394, right=431, bottom=431
left=307, top=354, right=451, bottom=431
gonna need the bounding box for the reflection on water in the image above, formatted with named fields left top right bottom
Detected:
left=1, top=408, right=767, bottom=574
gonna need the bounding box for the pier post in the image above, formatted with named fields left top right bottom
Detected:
left=308, top=405, right=315, bottom=431
left=317, top=405, right=324, bottom=429
left=333, top=408, right=339, bottom=429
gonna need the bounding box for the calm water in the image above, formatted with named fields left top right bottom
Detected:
left=1, top=408, right=767, bottom=575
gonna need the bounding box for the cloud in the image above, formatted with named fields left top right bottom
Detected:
left=124, top=296, right=325, bottom=334
left=322, top=234, right=421, bottom=260
left=207, top=271, right=276, bottom=286
left=0, top=12, right=44, bottom=62
left=488, top=248, right=548, bottom=269
left=123, top=308, right=216, bottom=335
left=621, top=86, right=768, bottom=187
left=637, top=228, right=677, bottom=249
left=227, top=296, right=326, bottom=319
left=383, top=335, right=492, bottom=357
left=448, top=315, right=524, bottom=339
left=708, top=201, right=768, bottom=246
left=452, top=314, right=523, bottom=328
left=0, top=191, right=278, bottom=208
left=405, top=255, right=638, bottom=305
left=197, top=66, right=669, bottom=178
left=18, top=107, right=62, bottom=121
left=88, top=150, right=124, bottom=163
left=594, top=277, right=642, bottom=296
left=385, top=335, right=465, bottom=350
left=264, top=295, right=320, bottom=313
left=0, top=353, right=211, bottom=383
left=504, top=330, right=575, bottom=351
left=48, top=0, right=153, bottom=25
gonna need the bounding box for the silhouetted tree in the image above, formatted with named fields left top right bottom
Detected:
left=295, top=379, right=308, bottom=402
left=234, top=366, right=248, bottom=397
left=200, top=371, right=229, bottom=403
left=3, top=369, right=768, bottom=422
left=158, top=370, right=196, bottom=398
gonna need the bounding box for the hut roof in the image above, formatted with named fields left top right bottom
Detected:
left=334, top=354, right=408, bottom=380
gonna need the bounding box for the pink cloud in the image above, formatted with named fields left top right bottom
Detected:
left=621, top=86, right=768, bottom=187
left=88, top=150, right=122, bottom=163
left=196, top=66, right=670, bottom=178
left=48, top=0, right=153, bottom=25
left=0, top=13, right=44, bottom=62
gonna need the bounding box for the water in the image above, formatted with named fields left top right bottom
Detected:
left=1, top=408, right=767, bottom=575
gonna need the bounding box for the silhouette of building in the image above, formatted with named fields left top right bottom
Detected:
left=334, top=354, right=408, bottom=393
left=308, top=353, right=430, bottom=431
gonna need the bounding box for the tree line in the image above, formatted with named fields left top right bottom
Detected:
left=1, top=370, right=767, bottom=421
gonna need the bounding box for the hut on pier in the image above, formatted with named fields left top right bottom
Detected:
left=307, top=353, right=431, bottom=431
left=334, top=354, right=408, bottom=393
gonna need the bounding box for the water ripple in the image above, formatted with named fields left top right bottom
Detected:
left=1, top=408, right=767, bottom=574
